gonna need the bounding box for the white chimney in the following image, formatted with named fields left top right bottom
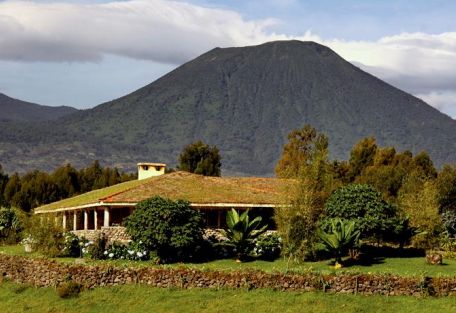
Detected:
left=137, top=162, right=166, bottom=180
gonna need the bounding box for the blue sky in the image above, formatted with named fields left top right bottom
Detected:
left=1, top=0, right=456, bottom=118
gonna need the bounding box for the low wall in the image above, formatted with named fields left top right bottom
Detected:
left=1, top=255, right=455, bottom=296
left=72, top=227, right=130, bottom=243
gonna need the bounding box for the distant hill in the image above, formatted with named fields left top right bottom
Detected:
left=1, top=40, right=456, bottom=175
left=0, top=93, right=77, bottom=122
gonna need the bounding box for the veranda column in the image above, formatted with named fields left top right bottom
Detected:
left=84, top=210, right=89, bottom=231
left=73, top=211, right=77, bottom=230
left=103, top=207, right=110, bottom=227
left=94, top=209, right=98, bottom=230
left=62, top=213, right=67, bottom=230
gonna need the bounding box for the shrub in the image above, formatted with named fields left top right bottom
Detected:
left=253, top=232, right=282, bottom=260
left=87, top=235, right=107, bottom=260
left=103, top=241, right=150, bottom=261
left=317, top=218, right=360, bottom=266
left=57, top=281, right=83, bottom=298
left=62, top=232, right=81, bottom=257
left=0, top=207, right=22, bottom=244
left=24, top=215, right=65, bottom=257
left=441, top=209, right=456, bottom=237
left=223, top=209, right=267, bottom=261
left=323, top=184, right=401, bottom=242
left=125, top=196, right=204, bottom=262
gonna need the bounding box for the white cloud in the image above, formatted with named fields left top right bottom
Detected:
left=0, top=0, right=456, bottom=117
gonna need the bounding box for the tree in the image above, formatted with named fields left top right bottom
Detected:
left=318, top=218, right=360, bottom=267
left=52, top=164, right=80, bottom=199
left=398, top=174, right=442, bottom=249
left=0, top=165, right=9, bottom=207
left=223, top=209, right=267, bottom=261
left=347, top=137, right=377, bottom=181
left=178, top=141, right=221, bottom=176
left=124, top=196, right=204, bottom=262
left=275, top=125, right=335, bottom=261
left=275, top=124, right=328, bottom=178
left=323, top=184, right=401, bottom=242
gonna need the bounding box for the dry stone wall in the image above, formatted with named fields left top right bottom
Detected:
left=1, top=254, right=456, bottom=296
left=72, top=227, right=130, bottom=243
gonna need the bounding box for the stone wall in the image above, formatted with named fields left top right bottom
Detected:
left=1, top=254, right=455, bottom=296
left=72, top=226, right=130, bottom=243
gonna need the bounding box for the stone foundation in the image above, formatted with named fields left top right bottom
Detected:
left=1, top=254, right=456, bottom=296
left=72, top=226, right=130, bottom=243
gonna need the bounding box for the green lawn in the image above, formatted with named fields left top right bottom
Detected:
left=0, top=281, right=455, bottom=313
left=2, top=244, right=455, bottom=277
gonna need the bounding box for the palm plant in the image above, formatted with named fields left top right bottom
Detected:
left=223, top=209, right=267, bottom=261
left=318, top=218, right=360, bottom=267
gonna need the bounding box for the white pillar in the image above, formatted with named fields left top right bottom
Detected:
left=63, top=213, right=67, bottom=230
left=73, top=212, right=77, bottom=230
left=84, top=210, right=88, bottom=230
left=54, top=215, right=59, bottom=226
left=94, top=209, right=98, bottom=230
left=104, top=207, right=110, bottom=227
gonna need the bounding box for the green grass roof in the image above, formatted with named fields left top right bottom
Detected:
left=35, top=172, right=290, bottom=213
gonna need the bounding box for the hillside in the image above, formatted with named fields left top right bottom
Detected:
left=1, top=40, right=456, bottom=175
left=0, top=93, right=77, bottom=122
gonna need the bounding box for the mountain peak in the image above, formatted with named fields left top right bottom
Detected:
left=1, top=42, right=456, bottom=175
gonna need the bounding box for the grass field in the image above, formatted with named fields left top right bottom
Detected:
left=1, top=281, right=455, bottom=313
left=2, top=244, right=455, bottom=277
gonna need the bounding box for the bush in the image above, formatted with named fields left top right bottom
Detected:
left=103, top=241, right=150, bottom=261
left=62, top=232, right=81, bottom=257
left=253, top=232, right=282, bottom=260
left=86, top=235, right=107, bottom=260
left=56, top=281, right=83, bottom=299
left=125, top=196, right=204, bottom=263
left=0, top=207, right=22, bottom=244
left=323, top=184, right=401, bottom=242
left=223, top=209, right=267, bottom=261
left=441, top=209, right=456, bottom=237
left=24, top=215, right=65, bottom=257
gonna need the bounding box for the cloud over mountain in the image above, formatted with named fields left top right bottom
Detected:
left=0, top=0, right=455, bottom=117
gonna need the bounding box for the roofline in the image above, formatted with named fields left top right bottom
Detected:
left=137, top=162, right=166, bottom=166
left=34, top=202, right=281, bottom=214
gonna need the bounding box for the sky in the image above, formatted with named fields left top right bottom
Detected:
left=0, top=0, right=456, bottom=118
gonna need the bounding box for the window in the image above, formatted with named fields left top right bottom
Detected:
left=143, top=165, right=149, bottom=171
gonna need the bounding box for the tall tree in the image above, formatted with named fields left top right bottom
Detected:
left=275, top=124, right=328, bottom=178
left=178, top=141, right=221, bottom=176
left=275, top=125, right=335, bottom=261
left=347, top=137, right=377, bottom=181
left=0, top=165, right=9, bottom=207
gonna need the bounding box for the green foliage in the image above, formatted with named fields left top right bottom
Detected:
left=124, top=196, right=204, bottom=262
left=347, top=137, right=377, bottom=181
left=24, top=215, right=65, bottom=257
left=0, top=207, right=21, bottom=244
left=398, top=173, right=443, bottom=249
left=86, top=235, right=108, bottom=260
left=56, top=281, right=83, bottom=299
left=318, top=218, right=360, bottom=264
left=1, top=161, right=135, bottom=212
left=103, top=241, right=151, bottom=261
left=62, top=232, right=81, bottom=258
left=441, top=210, right=456, bottom=237
left=223, top=209, right=267, bottom=261
left=436, top=165, right=456, bottom=214
left=275, top=124, right=329, bottom=178
left=323, top=184, right=401, bottom=242
left=178, top=141, right=221, bottom=176
left=0, top=165, right=9, bottom=207
left=253, top=233, right=282, bottom=260
left=275, top=125, right=336, bottom=262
